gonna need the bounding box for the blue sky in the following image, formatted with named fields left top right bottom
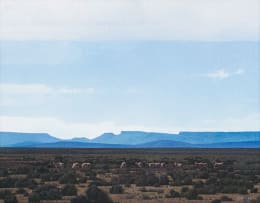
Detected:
left=0, top=0, right=259, bottom=138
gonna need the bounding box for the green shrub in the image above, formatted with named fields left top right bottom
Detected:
left=220, top=196, right=232, bottom=201
left=211, top=199, right=221, bottom=203
left=0, top=191, right=18, bottom=203
left=0, top=190, right=12, bottom=199
left=110, top=185, right=124, bottom=194
left=59, top=172, right=77, bottom=184
left=166, top=189, right=180, bottom=198
left=0, top=178, right=17, bottom=188
left=15, top=178, right=37, bottom=189
left=31, top=185, right=62, bottom=200
left=16, top=188, right=28, bottom=196
left=86, top=184, right=113, bottom=203
left=4, top=193, right=18, bottom=203
left=0, top=169, right=8, bottom=177
left=181, top=188, right=199, bottom=200
left=71, top=195, right=90, bottom=203
left=28, top=193, right=40, bottom=203
left=62, top=184, right=77, bottom=196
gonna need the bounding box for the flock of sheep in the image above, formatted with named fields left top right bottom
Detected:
left=53, top=160, right=224, bottom=169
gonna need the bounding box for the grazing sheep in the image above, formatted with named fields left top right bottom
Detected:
left=120, top=161, right=127, bottom=168
left=194, top=162, right=208, bottom=168
left=72, top=162, right=80, bottom=169
left=81, top=162, right=91, bottom=169
left=174, top=162, right=183, bottom=168
left=160, top=162, right=166, bottom=168
left=135, top=161, right=143, bottom=168
left=214, top=161, right=224, bottom=168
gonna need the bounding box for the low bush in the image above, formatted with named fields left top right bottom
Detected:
left=59, top=172, right=77, bottom=184
left=71, top=195, right=90, bottom=203
left=30, top=185, right=62, bottom=201
left=86, top=184, right=113, bottom=203
left=62, top=184, right=77, bottom=196
left=110, top=185, right=124, bottom=194
left=166, top=189, right=180, bottom=198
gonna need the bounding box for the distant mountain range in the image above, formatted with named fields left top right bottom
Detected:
left=0, top=131, right=259, bottom=148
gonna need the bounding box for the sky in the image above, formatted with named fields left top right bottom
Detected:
left=0, top=0, right=260, bottom=139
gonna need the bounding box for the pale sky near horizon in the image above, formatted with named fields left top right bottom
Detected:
left=0, top=0, right=260, bottom=139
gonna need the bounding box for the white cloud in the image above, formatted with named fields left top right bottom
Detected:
left=0, top=84, right=53, bottom=95
left=235, top=68, right=245, bottom=75
left=0, top=83, right=95, bottom=96
left=206, top=68, right=245, bottom=80
left=59, top=87, right=95, bottom=95
left=0, top=0, right=259, bottom=40
left=207, top=69, right=230, bottom=79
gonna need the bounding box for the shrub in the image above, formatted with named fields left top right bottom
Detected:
left=28, top=193, right=40, bottom=203
left=251, top=188, right=258, bottom=193
left=110, top=185, right=124, bottom=194
left=181, top=188, right=199, bottom=200
left=71, top=195, right=90, bottom=203
left=0, top=191, right=18, bottom=203
left=15, top=178, right=37, bottom=189
left=166, top=189, right=180, bottom=198
left=220, top=196, right=232, bottom=201
left=250, top=195, right=260, bottom=203
left=0, top=190, right=12, bottom=199
left=0, top=178, right=17, bottom=188
left=62, top=184, right=77, bottom=196
left=15, top=167, right=30, bottom=175
left=142, top=194, right=151, bottom=200
left=136, top=173, right=160, bottom=186
left=160, top=175, right=169, bottom=185
left=0, top=169, right=8, bottom=177
left=59, top=172, right=77, bottom=184
left=3, top=193, right=18, bottom=203
left=86, top=184, right=113, bottom=203
left=31, top=185, right=62, bottom=200
left=16, top=188, right=28, bottom=196
left=211, top=199, right=221, bottom=203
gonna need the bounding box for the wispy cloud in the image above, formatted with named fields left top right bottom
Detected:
left=0, top=83, right=95, bottom=96
left=206, top=68, right=245, bottom=80
left=0, top=0, right=259, bottom=40
left=234, top=68, right=245, bottom=75
left=207, top=69, right=230, bottom=79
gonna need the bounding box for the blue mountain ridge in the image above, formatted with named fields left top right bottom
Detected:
left=0, top=132, right=60, bottom=147
left=91, top=131, right=260, bottom=144
left=10, top=140, right=260, bottom=148
left=1, top=131, right=260, bottom=148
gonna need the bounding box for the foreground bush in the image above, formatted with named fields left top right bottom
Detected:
left=110, top=185, right=123, bottom=194
left=211, top=199, right=221, bottom=203
left=29, top=185, right=62, bottom=202
left=0, top=178, right=17, bottom=188
left=181, top=187, right=201, bottom=200
left=70, top=185, right=113, bottom=203
left=86, top=184, right=113, bottom=203
left=59, top=172, right=78, bottom=184
left=71, top=195, right=90, bottom=203
left=0, top=190, right=18, bottom=203
left=62, top=184, right=77, bottom=196
left=166, top=189, right=180, bottom=198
